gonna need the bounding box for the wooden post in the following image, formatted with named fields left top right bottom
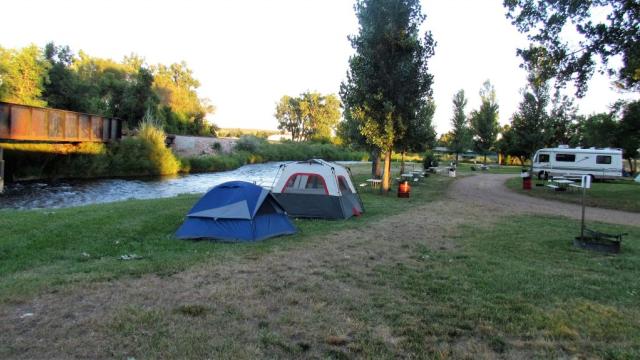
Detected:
left=0, top=148, right=4, bottom=194
left=581, top=184, right=586, bottom=240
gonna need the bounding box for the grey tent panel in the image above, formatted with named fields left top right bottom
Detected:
left=273, top=193, right=362, bottom=219
left=188, top=200, right=251, bottom=220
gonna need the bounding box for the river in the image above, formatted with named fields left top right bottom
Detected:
left=0, top=161, right=366, bottom=210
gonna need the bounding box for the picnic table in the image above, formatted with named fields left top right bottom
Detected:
left=546, top=178, right=574, bottom=191
left=366, top=178, right=382, bottom=190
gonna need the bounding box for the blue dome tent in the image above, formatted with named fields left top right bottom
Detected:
left=176, top=181, right=297, bottom=242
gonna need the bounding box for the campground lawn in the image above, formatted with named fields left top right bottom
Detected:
left=0, top=165, right=450, bottom=304
left=505, top=176, right=640, bottom=213
left=1, top=167, right=639, bottom=358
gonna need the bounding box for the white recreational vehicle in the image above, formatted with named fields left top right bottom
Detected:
left=532, top=146, right=623, bottom=180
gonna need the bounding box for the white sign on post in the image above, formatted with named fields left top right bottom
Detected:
left=581, top=175, right=592, bottom=189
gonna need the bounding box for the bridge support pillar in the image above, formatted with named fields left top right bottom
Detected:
left=0, top=148, right=4, bottom=194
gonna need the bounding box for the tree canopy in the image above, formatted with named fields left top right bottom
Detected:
left=470, top=80, right=500, bottom=164
left=449, top=89, right=472, bottom=161
left=275, top=92, right=341, bottom=142
left=341, top=0, right=436, bottom=191
left=504, top=0, right=640, bottom=95
left=0, top=43, right=217, bottom=136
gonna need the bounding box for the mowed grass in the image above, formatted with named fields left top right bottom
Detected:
left=0, top=166, right=451, bottom=304
left=365, top=216, right=640, bottom=358
left=506, top=176, right=640, bottom=212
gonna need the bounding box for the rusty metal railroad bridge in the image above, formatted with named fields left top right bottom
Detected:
left=0, top=101, right=123, bottom=193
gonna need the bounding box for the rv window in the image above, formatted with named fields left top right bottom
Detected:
left=596, top=155, right=611, bottom=164
left=555, top=153, right=575, bottom=162
left=537, top=154, right=549, bottom=163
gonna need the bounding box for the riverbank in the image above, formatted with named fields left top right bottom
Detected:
left=2, top=171, right=639, bottom=358
left=1, top=136, right=368, bottom=182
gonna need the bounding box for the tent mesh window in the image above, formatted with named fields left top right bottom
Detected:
left=338, top=176, right=352, bottom=193
left=283, top=174, right=327, bottom=194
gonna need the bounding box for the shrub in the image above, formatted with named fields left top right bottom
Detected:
left=235, top=135, right=266, bottom=152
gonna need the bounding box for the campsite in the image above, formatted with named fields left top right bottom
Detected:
left=1, top=0, right=640, bottom=359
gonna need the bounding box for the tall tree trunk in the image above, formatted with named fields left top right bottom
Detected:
left=483, top=153, right=487, bottom=165
left=400, top=151, right=406, bottom=175
left=371, top=150, right=378, bottom=178
left=455, top=152, right=459, bottom=163
left=628, top=157, right=635, bottom=174
left=382, top=150, right=392, bottom=193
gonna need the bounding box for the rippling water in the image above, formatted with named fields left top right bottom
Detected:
left=0, top=161, right=366, bottom=210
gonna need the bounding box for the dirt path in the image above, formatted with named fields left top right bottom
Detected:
left=1, top=175, right=637, bottom=359
left=451, top=174, right=640, bottom=226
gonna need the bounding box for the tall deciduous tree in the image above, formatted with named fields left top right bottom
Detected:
left=470, top=80, right=500, bottom=164
left=275, top=92, right=341, bottom=142
left=504, top=0, right=640, bottom=95
left=341, top=0, right=436, bottom=192
left=510, top=73, right=552, bottom=168
left=449, top=89, right=471, bottom=162
left=0, top=44, right=49, bottom=107
left=548, top=90, right=579, bottom=146
left=617, top=100, right=640, bottom=173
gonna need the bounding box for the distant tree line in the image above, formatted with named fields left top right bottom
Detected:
left=274, top=92, right=341, bottom=142
left=0, top=43, right=217, bottom=136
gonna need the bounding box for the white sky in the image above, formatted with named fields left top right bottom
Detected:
left=1, top=0, right=636, bottom=134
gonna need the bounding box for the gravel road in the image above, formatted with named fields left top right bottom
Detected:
left=450, top=173, right=640, bottom=227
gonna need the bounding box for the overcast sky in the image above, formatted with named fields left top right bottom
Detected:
left=1, top=0, right=636, bottom=134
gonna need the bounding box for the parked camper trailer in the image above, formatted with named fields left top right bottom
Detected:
left=532, top=146, right=623, bottom=180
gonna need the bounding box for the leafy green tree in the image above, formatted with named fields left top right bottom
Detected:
left=341, top=0, right=436, bottom=192
left=397, top=99, right=436, bottom=173
left=510, top=77, right=551, bottom=168
left=504, top=0, right=640, bottom=95
left=617, top=100, right=640, bottom=173
left=449, top=89, right=471, bottom=162
left=548, top=90, right=580, bottom=146
left=470, top=80, right=500, bottom=164
left=577, top=112, right=618, bottom=148
left=275, top=92, right=341, bottom=142
left=0, top=44, right=50, bottom=106
left=496, top=124, right=528, bottom=165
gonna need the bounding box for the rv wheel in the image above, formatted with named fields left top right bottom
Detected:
left=537, top=171, right=547, bottom=180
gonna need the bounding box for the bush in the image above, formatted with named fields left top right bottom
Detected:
left=235, top=135, right=266, bottom=152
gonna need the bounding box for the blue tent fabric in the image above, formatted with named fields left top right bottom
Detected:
left=176, top=181, right=297, bottom=242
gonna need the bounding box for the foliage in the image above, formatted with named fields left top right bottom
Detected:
left=275, top=92, right=341, bottom=142
left=577, top=112, right=619, bottom=148
left=504, top=0, right=640, bottom=94
left=235, top=135, right=265, bottom=153
left=509, top=73, right=552, bottom=165
left=547, top=89, right=580, bottom=146
left=470, top=80, right=500, bottom=164
left=217, top=128, right=279, bottom=138
left=0, top=43, right=216, bottom=136
left=341, top=0, right=436, bottom=191
left=449, top=89, right=472, bottom=160
left=617, top=100, right=640, bottom=173
left=0, top=44, right=50, bottom=106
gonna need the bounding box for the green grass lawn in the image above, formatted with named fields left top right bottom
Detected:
left=506, top=177, right=640, bottom=213
left=0, top=170, right=451, bottom=304
left=371, top=215, right=640, bottom=358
